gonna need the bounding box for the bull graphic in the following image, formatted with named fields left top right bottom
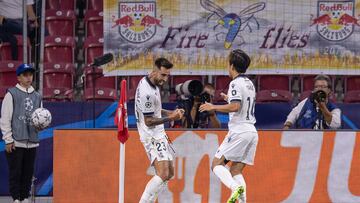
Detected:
left=112, top=14, right=163, bottom=30
left=112, top=15, right=134, bottom=28
left=200, top=0, right=265, bottom=49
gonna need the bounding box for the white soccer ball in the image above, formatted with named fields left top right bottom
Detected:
left=31, top=108, right=52, bottom=129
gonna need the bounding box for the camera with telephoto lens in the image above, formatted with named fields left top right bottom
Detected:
left=310, top=90, right=327, bottom=103
left=175, top=80, right=203, bottom=99
left=174, top=80, right=211, bottom=128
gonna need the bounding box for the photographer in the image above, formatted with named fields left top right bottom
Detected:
left=283, top=75, right=341, bottom=130
left=173, top=82, right=221, bottom=128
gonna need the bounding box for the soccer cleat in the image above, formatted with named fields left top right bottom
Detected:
left=227, top=186, right=244, bottom=203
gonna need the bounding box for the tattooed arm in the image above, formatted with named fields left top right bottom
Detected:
left=144, top=109, right=184, bottom=127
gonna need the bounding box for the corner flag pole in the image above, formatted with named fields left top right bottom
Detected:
left=115, top=79, right=129, bottom=203
left=119, top=143, right=125, bottom=203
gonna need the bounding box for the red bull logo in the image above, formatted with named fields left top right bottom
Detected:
left=112, top=2, right=162, bottom=43
left=310, top=0, right=359, bottom=41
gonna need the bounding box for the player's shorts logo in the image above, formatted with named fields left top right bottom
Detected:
left=112, top=2, right=163, bottom=43
left=145, top=102, right=152, bottom=109
left=311, top=1, right=359, bottom=41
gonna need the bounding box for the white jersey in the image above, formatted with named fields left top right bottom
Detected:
left=227, top=75, right=257, bottom=133
left=135, top=76, right=166, bottom=141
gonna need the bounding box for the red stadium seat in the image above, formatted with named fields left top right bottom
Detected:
left=344, top=76, right=360, bottom=103
left=46, top=0, right=76, bottom=10
left=301, top=75, right=316, bottom=92
left=84, top=66, right=116, bottom=89
left=0, top=61, right=22, bottom=86
left=43, top=87, right=73, bottom=101
left=87, top=0, right=103, bottom=11
left=0, top=87, right=8, bottom=100
left=127, top=76, right=143, bottom=101
left=0, top=35, right=31, bottom=61
left=43, top=63, right=75, bottom=89
left=84, top=87, right=117, bottom=101
left=257, top=75, right=292, bottom=102
left=46, top=10, right=76, bottom=36
left=171, top=75, right=203, bottom=87
left=344, top=91, right=360, bottom=103
left=84, top=10, right=103, bottom=37
left=258, top=75, right=291, bottom=91
left=214, top=75, right=231, bottom=102
left=44, top=36, right=75, bottom=63
left=214, top=75, right=231, bottom=91
left=83, top=37, right=103, bottom=65
left=345, top=76, right=360, bottom=92
left=256, top=90, right=293, bottom=103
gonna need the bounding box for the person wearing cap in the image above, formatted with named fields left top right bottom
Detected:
left=0, top=63, right=41, bottom=203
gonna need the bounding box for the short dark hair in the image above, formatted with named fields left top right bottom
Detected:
left=229, top=49, right=251, bottom=73
left=315, top=74, right=332, bottom=89
left=154, top=57, right=173, bottom=69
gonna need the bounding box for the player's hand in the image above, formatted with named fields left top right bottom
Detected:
left=176, top=108, right=185, bottom=119
left=199, top=102, right=214, bottom=112
left=220, top=92, right=228, bottom=101
left=5, top=143, right=15, bottom=153
left=169, top=109, right=184, bottom=121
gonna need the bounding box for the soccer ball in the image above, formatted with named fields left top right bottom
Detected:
left=31, top=108, right=52, bottom=129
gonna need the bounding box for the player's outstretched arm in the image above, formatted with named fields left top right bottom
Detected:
left=144, top=109, right=184, bottom=127
left=199, top=102, right=240, bottom=113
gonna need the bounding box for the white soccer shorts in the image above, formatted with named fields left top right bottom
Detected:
left=141, top=135, right=174, bottom=165
left=215, top=131, right=258, bottom=165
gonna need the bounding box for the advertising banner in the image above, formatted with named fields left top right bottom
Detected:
left=103, top=0, right=360, bottom=76
left=54, top=130, right=360, bottom=203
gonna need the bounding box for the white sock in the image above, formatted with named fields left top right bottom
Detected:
left=140, top=175, right=164, bottom=203
left=234, top=174, right=246, bottom=203
left=213, top=165, right=239, bottom=191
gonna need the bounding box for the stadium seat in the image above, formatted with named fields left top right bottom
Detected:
left=345, top=76, right=360, bottom=92
left=43, top=87, right=73, bottom=101
left=87, top=0, right=103, bottom=11
left=344, top=76, right=360, bottom=103
left=46, top=10, right=76, bottom=36
left=0, top=61, right=22, bottom=86
left=84, top=10, right=103, bottom=37
left=256, top=90, right=293, bottom=103
left=257, top=75, right=293, bottom=102
left=84, top=87, right=117, bottom=101
left=84, top=66, right=116, bottom=89
left=344, top=91, right=360, bottom=103
left=214, top=75, right=231, bottom=102
left=127, top=76, right=143, bottom=101
left=0, top=35, right=31, bottom=61
left=258, top=75, right=291, bottom=91
left=171, top=75, right=204, bottom=87
left=44, top=36, right=75, bottom=63
left=43, top=63, right=75, bottom=89
left=46, top=0, right=76, bottom=11
left=0, top=87, right=8, bottom=100
left=83, top=37, right=103, bottom=65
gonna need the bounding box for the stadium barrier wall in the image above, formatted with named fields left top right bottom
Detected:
left=54, top=129, right=360, bottom=203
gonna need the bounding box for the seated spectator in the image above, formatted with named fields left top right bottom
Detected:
left=0, top=0, right=38, bottom=60
left=283, top=74, right=341, bottom=130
